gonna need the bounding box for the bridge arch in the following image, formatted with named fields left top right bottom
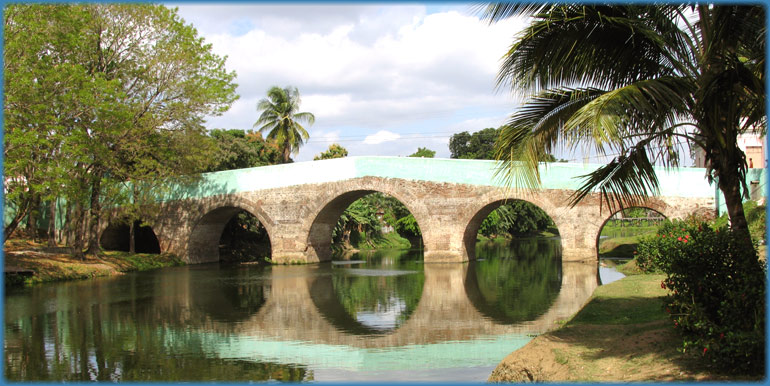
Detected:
left=186, top=196, right=275, bottom=264
left=462, top=196, right=562, bottom=261
left=99, top=217, right=161, bottom=254
left=303, top=180, right=427, bottom=263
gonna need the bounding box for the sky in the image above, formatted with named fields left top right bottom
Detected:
left=168, top=3, right=533, bottom=161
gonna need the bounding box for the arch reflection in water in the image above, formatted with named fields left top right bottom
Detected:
left=4, top=246, right=599, bottom=382
left=189, top=264, right=269, bottom=322
left=467, top=238, right=563, bottom=324
left=311, top=249, right=424, bottom=335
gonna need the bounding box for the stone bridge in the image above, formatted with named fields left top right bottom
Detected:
left=102, top=157, right=724, bottom=264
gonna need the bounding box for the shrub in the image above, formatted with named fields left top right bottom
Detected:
left=636, top=219, right=765, bottom=374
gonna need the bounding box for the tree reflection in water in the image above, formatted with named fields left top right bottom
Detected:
left=311, top=249, right=424, bottom=334
left=466, top=238, right=562, bottom=324
left=4, top=240, right=579, bottom=382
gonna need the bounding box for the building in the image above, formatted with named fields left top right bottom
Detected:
left=693, top=133, right=766, bottom=169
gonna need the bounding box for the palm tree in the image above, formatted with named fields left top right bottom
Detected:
left=254, top=86, right=315, bottom=163
left=483, top=4, right=765, bottom=243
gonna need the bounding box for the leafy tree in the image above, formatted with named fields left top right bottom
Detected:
left=332, top=193, right=421, bottom=247
left=333, top=198, right=380, bottom=245
left=479, top=200, right=555, bottom=238
left=408, top=147, right=436, bottom=158
left=483, top=4, right=765, bottom=248
left=3, top=4, right=238, bottom=256
left=394, top=214, right=421, bottom=238
left=314, top=143, right=348, bottom=160
left=206, top=129, right=283, bottom=172
left=449, top=128, right=499, bottom=159
left=254, top=86, right=315, bottom=163
left=449, top=127, right=558, bottom=162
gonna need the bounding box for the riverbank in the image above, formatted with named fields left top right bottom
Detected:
left=488, top=272, right=757, bottom=382
left=4, top=239, right=184, bottom=287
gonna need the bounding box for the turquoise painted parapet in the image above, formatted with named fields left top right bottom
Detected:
left=10, top=156, right=765, bottom=229
left=167, top=156, right=747, bottom=201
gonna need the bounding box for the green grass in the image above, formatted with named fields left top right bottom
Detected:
left=569, top=274, right=668, bottom=325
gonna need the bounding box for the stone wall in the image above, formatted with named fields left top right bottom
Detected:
left=131, top=176, right=713, bottom=264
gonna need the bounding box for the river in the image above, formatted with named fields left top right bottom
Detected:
left=4, top=238, right=621, bottom=382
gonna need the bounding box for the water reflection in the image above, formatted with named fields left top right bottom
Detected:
left=312, top=250, right=424, bottom=334
left=4, top=242, right=599, bottom=382
left=466, top=238, right=562, bottom=324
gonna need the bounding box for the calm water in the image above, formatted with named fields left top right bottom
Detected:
left=4, top=238, right=605, bottom=382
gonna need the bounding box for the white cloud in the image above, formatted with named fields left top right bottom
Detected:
left=364, top=130, right=401, bottom=145
left=171, top=3, right=530, bottom=161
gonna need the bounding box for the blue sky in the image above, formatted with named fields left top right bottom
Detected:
left=168, top=3, right=534, bottom=161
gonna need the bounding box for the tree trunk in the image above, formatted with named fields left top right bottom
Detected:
left=63, top=203, right=74, bottom=246
left=282, top=143, right=291, bottom=163
left=26, top=192, right=41, bottom=240
left=72, top=203, right=86, bottom=260
left=47, top=198, right=57, bottom=247
left=85, top=173, right=103, bottom=256
left=3, top=195, right=31, bottom=243
left=718, top=167, right=751, bottom=234
left=129, top=220, right=136, bottom=253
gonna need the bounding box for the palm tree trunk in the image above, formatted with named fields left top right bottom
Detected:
left=282, top=143, right=291, bottom=163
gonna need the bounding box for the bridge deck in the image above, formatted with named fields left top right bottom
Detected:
left=166, top=156, right=763, bottom=202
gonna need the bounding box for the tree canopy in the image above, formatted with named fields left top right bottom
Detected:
left=314, top=143, right=349, bottom=160
left=3, top=4, right=238, bottom=254
left=254, top=86, right=315, bottom=163
left=449, top=128, right=499, bottom=159
left=483, top=4, right=765, bottom=239
left=206, top=129, right=283, bottom=172
left=408, top=147, right=436, bottom=158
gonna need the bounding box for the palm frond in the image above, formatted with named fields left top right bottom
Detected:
left=498, top=5, right=692, bottom=94
left=568, top=144, right=660, bottom=213
left=475, top=2, right=549, bottom=22
left=563, top=76, right=695, bottom=148
left=494, top=87, right=601, bottom=189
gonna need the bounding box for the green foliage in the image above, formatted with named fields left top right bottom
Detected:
left=714, top=200, right=766, bottom=243
left=333, top=198, right=381, bottom=245
left=394, top=214, right=421, bottom=238
left=469, top=238, right=562, bottom=323
left=332, top=261, right=424, bottom=330
left=206, top=129, right=283, bottom=172
left=254, top=86, right=315, bottom=163
left=333, top=193, right=421, bottom=248
left=486, top=4, right=765, bottom=232
left=314, top=143, right=349, bottom=160
left=449, top=128, right=499, bottom=159
left=448, top=127, right=558, bottom=162
left=3, top=4, right=238, bottom=247
left=635, top=220, right=765, bottom=374
left=408, top=147, right=436, bottom=158
left=478, top=200, right=555, bottom=238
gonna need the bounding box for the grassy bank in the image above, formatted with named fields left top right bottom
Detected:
left=332, top=231, right=413, bottom=254
left=4, top=239, right=184, bottom=287
left=488, top=272, right=751, bottom=382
